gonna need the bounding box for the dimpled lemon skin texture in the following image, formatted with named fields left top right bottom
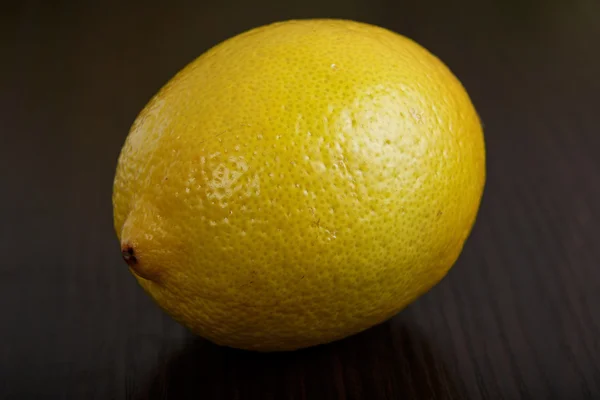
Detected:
left=113, top=19, right=485, bottom=351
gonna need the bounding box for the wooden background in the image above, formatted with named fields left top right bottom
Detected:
left=2, top=0, right=599, bottom=398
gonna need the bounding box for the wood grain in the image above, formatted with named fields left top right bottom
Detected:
left=1, top=0, right=599, bottom=398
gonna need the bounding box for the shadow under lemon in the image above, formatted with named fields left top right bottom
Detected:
left=135, top=319, right=464, bottom=399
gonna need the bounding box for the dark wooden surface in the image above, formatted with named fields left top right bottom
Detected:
left=2, top=0, right=600, bottom=399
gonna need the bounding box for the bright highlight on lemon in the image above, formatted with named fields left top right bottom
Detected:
left=113, top=19, right=485, bottom=351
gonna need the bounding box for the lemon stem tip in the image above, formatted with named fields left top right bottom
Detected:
left=121, top=245, right=137, bottom=267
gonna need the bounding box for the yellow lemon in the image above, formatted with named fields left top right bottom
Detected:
left=113, top=19, right=485, bottom=351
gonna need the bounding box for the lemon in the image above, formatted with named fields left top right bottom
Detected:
left=113, top=19, right=485, bottom=351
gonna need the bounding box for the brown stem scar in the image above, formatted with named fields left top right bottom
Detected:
left=121, top=245, right=137, bottom=266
